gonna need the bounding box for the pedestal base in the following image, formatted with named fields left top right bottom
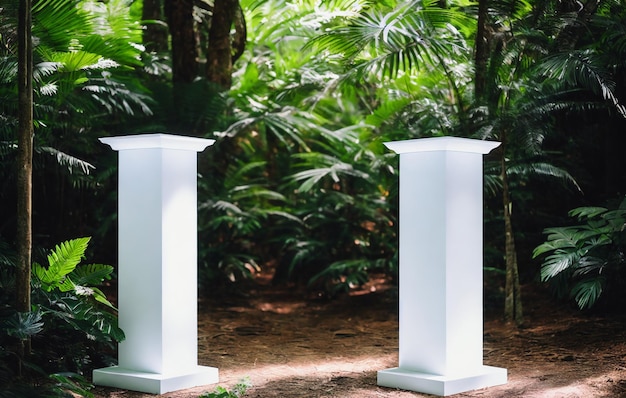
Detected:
left=377, top=365, right=507, bottom=397
left=93, top=365, right=219, bottom=394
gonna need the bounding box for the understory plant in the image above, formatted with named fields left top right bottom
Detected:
left=199, top=377, right=252, bottom=398
left=533, top=197, right=626, bottom=310
left=0, top=237, right=123, bottom=397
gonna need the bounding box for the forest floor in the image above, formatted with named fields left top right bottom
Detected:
left=92, top=272, right=626, bottom=398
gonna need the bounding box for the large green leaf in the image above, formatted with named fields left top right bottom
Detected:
left=540, top=249, right=583, bottom=281
left=571, top=278, right=604, bottom=310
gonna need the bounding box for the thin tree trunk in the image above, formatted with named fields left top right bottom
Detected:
left=206, top=0, right=240, bottom=89
left=17, top=0, right=34, bottom=361
left=474, top=0, right=488, bottom=101
left=501, top=136, right=523, bottom=326
left=142, top=0, right=168, bottom=53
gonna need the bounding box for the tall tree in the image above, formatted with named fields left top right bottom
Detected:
left=165, top=0, right=196, bottom=84
left=206, top=0, right=245, bottom=89
left=16, top=0, right=34, bottom=358
left=474, top=0, right=488, bottom=101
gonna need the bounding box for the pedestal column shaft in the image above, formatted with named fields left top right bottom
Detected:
left=399, top=150, right=483, bottom=375
left=118, top=148, right=199, bottom=374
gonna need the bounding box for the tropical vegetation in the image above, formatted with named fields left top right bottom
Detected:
left=1, top=0, right=626, bottom=394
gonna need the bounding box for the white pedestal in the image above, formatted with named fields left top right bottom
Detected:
left=377, top=137, right=507, bottom=396
left=93, top=133, right=219, bottom=394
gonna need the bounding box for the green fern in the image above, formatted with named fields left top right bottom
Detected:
left=33, top=237, right=90, bottom=292
left=32, top=237, right=116, bottom=308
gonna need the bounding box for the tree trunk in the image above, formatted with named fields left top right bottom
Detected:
left=474, top=0, right=488, bottom=101
left=206, top=0, right=240, bottom=89
left=165, top=0, right=196, bottom=84
left=142, top=0, right=168, bottom=53
left=501, top=136, right=523, bottom=326
left=17, top=0, right=34, bottom=359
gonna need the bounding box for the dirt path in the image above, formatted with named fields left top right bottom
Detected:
left=93, top=275, right=626, bottom=398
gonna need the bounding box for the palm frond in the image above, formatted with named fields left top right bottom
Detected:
left=568, top=206, right=608, bottom=220
left=536, top=50, right=626, bottom=118
left=83, top=72, right=154, bottom=116
left=540, top=249, right=582, bottom=281
left=506, top=161, right=581, bottom=192
left=306, top=0, right=471, bottom=79
left=533, top=226, right=579, bottom=257
left=289, top=152, right=370, bottom=192
left=218, top=106, right=311, bottom=151
left=570, top=278, right=604, bottom=309
left=32, top=0, right=94, bottom=51
left=0, top=56, right=17, bottom=83
left=36, top=146, right=95, bottom=175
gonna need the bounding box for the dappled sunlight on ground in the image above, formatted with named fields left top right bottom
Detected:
left=93, top=279, right=626, bottom=398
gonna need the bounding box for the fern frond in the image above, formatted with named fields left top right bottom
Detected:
left=70, top=263, right=114, bottom=286
left=33, top=237, right=90, bottom=291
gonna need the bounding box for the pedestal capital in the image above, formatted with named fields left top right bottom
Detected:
left=384, top=136, right=500, bottom=155
left=100, top=133, right=215, bottom=152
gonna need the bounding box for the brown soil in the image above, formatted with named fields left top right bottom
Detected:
left=92, top=274, right=626, bottom=398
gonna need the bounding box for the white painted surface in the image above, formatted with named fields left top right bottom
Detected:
left=378, top=137, right=506, bottom=396
left=93, top=134, right=218, bottom=394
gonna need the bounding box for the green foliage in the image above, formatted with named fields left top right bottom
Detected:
left=534, top=197, right=626, bottom=309
left=3, top=311, right=44, bottom=341
left=199, top=377, right=252, bottom=398
left=33, top=238, right=90, bottom=292
left=197, top=0, right=400, bottom=292
left=1, top=0, right=626, bottom=310
left=32, top=237, right=116, bottom=308
left=0, top=238, right=122, bottom=396
left=1, top=0, right=153, bottom=262
left=49, top=372, right=95, bottom=398
left=306, top=0, right=474, bottom=80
